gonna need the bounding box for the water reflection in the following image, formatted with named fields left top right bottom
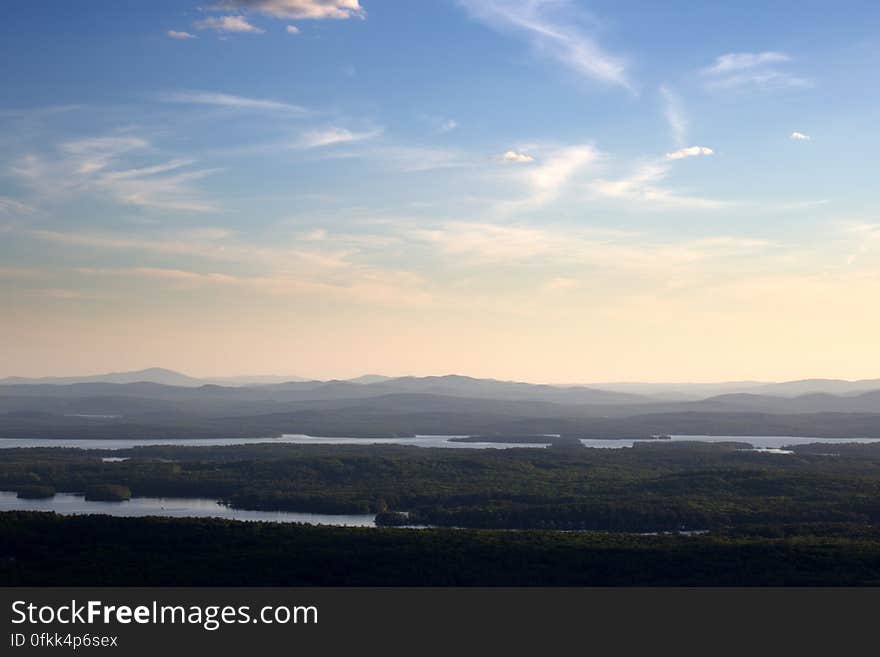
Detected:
left=0, top=491, right=377, bottom=526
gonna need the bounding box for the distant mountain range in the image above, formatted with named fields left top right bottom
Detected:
left=1, top=368, right=880, bottom=440
left=3, top=368, right=880, bottom=401
left=567, top=379, right=880, bottom=399
left=0, top=368, right=311, bottom=388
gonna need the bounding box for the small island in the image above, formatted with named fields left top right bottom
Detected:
left=449, top=435, right=553, bottom=444
left=84, top=484, right=132, bottom=502
left=16, top=485, right=56, bottom=500
left=375, top=511, right=411, bottom=527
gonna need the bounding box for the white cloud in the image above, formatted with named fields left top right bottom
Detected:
left=408, top=220, right=771, bottom=270
left=660, top=85, right=686, bottom=146
left=99, top=159, right=195, bottom=182
left=24, top=221, right=430, bottom=308
left=701, top=51, right=811, bottom=90
left=501, top=150, right=535, bottom=163
left=296, top=126, right=382, bottom=149
left=60, top=136, right=150, bottom=175
left=707, top=71, right=812, bottom=91
left=167, top=30, right=197, bottom=39
left=490, top=144, right=599, bottom=213
left=497, top=144, right=600, bottom=213
left=212, top=1, right=365, bottom=20
left=703, top=51, right=791, bottom=75
left=665, top=146, right=714, bottom=160
left=790, top=131, right=812, bottom=141
left=34, top=228, right=350, bottom=270
left=525, top=145, right=599, bottom=205
left=158, top=90, right=306, bottom=113
left=13, top=136, right=219, bottom=213
left=286, top=25, right=301, bottom=34
left=195, top=16, right=265, bottom=34
left=458, top=0, right=631, bottom=90
left=590, top=159, right=728, bottom=210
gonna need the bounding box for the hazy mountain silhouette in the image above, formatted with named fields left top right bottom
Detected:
left=0, top=368, right=204, bottom=387
left=0, top=368, right=313, bottom=387
left=587, top=378, right=880, bottom=400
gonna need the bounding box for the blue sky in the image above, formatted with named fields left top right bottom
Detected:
left=1, top=1, right=879, bottom=381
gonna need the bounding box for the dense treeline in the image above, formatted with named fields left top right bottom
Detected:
left=3, top=512, right=880, bottom=585
left=5, top=407, right=880, bottom=440
left=4, top=442, right=880, bottom=531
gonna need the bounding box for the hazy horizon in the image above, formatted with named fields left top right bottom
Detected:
left=2, top=1, right=879, bottom=382
left=2, top=364, right=879, bottom=388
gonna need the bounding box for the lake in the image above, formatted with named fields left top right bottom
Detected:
left=580, top=435, right=880, bottom=450
left=1, top=434, right=878, bottom=452
left=0, top=491, right=377, bottom=526
left=0, top=434, right=549, bottom=450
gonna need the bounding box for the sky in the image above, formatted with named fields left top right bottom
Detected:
left=1, top=0, right=879, bottom=382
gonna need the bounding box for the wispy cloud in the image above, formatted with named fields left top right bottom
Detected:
left=589, top=158, right=727, bottom=210
left=702, top=51, right=811, bottom=90
left=295, top=126, right=383, bottom=149
left=32, top=227, right=351, bottom=270
left=458, top=0, right=631, bottom=90
left=167, top=30, right=197, bottom=40
left=660, top=85, right=686, bottom=146
left=195, top=16, right=265, bottom=34
left=59, top=136, right=150, bottom=175
left=524, top=144, right=598, bottom=206
left=407, top=220, right=771, bottom=271
left=790, top=131, right=812, bottom=141
left=286, top=24, right=301, bottom=34
left=0, top=196, right=35, bottom=215
left=352, top=146, right=472, bottom=172
left=13, top=135, right=219, bottom=212
left=25, top=221, right=429, bottom=308
left=665, top=146, right=713, bottom=160
left=491, top=143, right=600, bottom=213
left=212, top=1, right=365, bottom=20
left=158, top=90, right=307, bottom=113
left=79, top=265, right=429, bottom=307
left=703, top=51, right=791, bottom=75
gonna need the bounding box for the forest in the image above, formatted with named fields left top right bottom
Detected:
left=3, top=511, right=880, bottom=585
left=3, top=441, right=880, bottom=531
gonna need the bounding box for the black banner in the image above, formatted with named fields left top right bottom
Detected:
left=1, top=588, right=877, bottom=655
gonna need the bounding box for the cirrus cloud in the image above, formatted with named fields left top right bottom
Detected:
left=702, top=51, right=811, bottom=90
left=211, top=1, right=364, bottom=20
left=458, top=0, right=631, bottom=90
